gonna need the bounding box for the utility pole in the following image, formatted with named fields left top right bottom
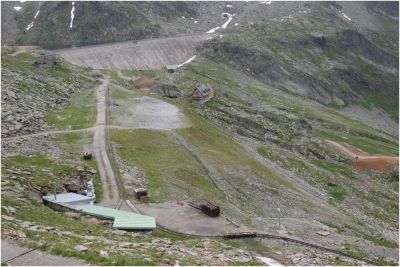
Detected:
left=52, top=179, right=57, bottom=200
left=277, top=207, right=281, bottom=230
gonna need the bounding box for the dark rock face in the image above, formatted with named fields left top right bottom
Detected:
left=335, top=30, right=398, bottom=69
left=313, top=36, right=327, bottom=46
left=366, top=1, right=399, bottom=17
left=204, top=42, right=289, bottom=85
left=153, top=84, right=181, bottom=98
left=5, top=2, right=163, bottom=49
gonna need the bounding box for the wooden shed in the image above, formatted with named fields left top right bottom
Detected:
left=192, top=84, right=215, bottom=103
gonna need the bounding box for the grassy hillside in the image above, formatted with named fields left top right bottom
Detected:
left=1, top=49, right=99, bottom=137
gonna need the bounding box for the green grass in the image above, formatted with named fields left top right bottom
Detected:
left=47, top=80, right=99, bottom=130
left=315, top=129, right=399, bottom=156
left=111, top=129, right=225, bottom=203
left=257, top=147, right=269, bottom=157
left=178, top=109, right=298, bottom=192
left=362, top=234, right=398, bottom=249
left=111, top=88, right=132, bottom=100
left=363, top=92, right=399, bottom=120
left=313, top=159, right=352, bottom=178
left=2, top=153, right=103, bottom=201
left=329, top=187, right=347, bottom=203
left=2, top=156, right=76, bottom=189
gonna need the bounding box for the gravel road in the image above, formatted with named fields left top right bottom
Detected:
left=93, top=79, right=119, bottom=208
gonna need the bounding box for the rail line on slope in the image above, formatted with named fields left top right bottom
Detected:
left=97, top=75, right=378, bottom=266
left=124, top=200, right=378, bottom=265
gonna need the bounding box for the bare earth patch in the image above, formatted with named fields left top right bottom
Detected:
left=135, top=201, right=248, bottom=236
left=112, top=96, right=190, bottom=130
left=326, top=140, right=399, bottom=172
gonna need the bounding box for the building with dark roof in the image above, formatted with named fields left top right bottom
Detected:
left=192, top=84, right=215, bottom=103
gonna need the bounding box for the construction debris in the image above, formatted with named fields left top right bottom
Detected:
left=316, top=231, right=331, bottom=236
left=188, top=201, right=220, bottom=217
left=83, top=151, right=92, bottom=160
left=134, top=188, right=149, bottom=203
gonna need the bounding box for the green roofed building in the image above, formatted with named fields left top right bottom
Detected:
left=165, top=64, right=178, bottom=73
left=77, top=204, right=156, bottom=230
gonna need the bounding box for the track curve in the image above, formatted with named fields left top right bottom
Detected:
left=124, top=200, right=377, bottom=265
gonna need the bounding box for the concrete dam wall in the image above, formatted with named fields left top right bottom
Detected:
left=55, top=34, right=215, bottom=70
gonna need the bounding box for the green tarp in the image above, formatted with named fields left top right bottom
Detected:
left=77, top=204, right=156, bottom=230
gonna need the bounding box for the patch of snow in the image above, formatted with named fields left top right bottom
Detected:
left=206, top=26, right=220, bottom=34
left=339, top=11, right=351, bottom=21
left=219, top=35, right=223, bottom=38
left=26, top=22, right=34, bottom=31
left=226, top=4, right=233, bottom=8
left=181, top=16, right=185, bottom=19
left=34, top=9, right=40, bottom=19
left=26, top=9, right=40, bottom=31
left=69, top=2, right=75, bottom=29
left=206, top=12, right=236, bottom=33
left=256, top=256, right=283, bottom=266
left=234, top=23, right=239, bottom=26
left=177, top=55, right=196, bottom=68
left=221, top=16, right=233, bottom=28
left=194, top=20, right=198, bottom=24
left=13, top=6, right=22, bottom=11
left=20, top=0, right=27, bottom=2
left=206, top=37, right=213, bottom=40
left=260, top=1, right=273, bottom=4
left=221, top=13, right=235, bottom=29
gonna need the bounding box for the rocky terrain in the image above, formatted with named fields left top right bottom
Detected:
left=1, top=49, right=98, bottom=137
left=1, top=1, right=399, bottom=266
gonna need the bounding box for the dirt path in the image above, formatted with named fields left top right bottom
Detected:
left=326, top=140, right=399, bottom=160
left=9, top=46, right=41, bottom=57
left=326, top=140, right=398, bottom=172
left=2, top=128, right=94, bottom=141
left=117, top=70, right=133, bottom=81
left=93, top=79, right=120, bottom=208
left=1, top=125, right=162, bottom=141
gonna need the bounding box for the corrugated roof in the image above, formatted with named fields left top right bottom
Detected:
left=77, top=204, right=156, bottom=230
left=196, top=84, right=214, bottom=96
left=113, top=216, right=156, bottom=230
left=166, top=64, right=178, bottom=70
left=43, top=193, right=95, bottom=204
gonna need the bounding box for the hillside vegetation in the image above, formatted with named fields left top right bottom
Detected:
left=1, top=1, right=398, bottom=266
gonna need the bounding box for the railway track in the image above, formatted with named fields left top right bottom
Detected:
left=100, top=70, right=378, bottom=266
left=123, top=200, right=378, bottom=265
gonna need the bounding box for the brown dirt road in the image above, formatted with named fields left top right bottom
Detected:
left=326, top=140, right=399, bottom=172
